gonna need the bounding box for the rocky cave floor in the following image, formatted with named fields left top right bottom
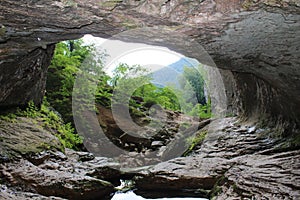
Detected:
left=0, top=115, right=299, bottom=200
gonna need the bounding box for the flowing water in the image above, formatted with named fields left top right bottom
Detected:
left=112, top=191, right=208, bottom=200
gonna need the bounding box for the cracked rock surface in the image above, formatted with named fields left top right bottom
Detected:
left=135, top=118, right=300, bottom=199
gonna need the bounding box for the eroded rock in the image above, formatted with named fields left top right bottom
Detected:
left=0, top=117, right=120, bottom=199
left=1, top=159, right=114, bottom=200
left=135, top=118, right=300, bottom=199
left=0, top=184, right=66, bottom=200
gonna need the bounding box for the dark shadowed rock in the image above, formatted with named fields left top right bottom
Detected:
left=0, top=45, right=55, bottom=107
left=1, top=159, right=114, bottom=200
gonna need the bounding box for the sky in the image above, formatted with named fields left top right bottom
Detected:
left=82, top=34, right=184, bottom=76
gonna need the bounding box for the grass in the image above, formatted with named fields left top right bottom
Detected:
left=183, top=130, right=207, bottom=156
left=0, top=99, right=83, bottom=150
left=0, top=113, right=17, bottom=122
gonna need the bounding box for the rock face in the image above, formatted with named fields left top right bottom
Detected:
left=0, top=0, right=300, bottom=127
left=135, top=117, right=300, bottom=199
left=0, top=117, right=64, bottom=160
left=0, top=184, right=66, bottom=200
left=0, top=117, right=118, bottom=200
left=0, top=45, right=55, bottom=107
left=0, top=1, right=300, bottom=199
left=0, top=151, right=116, bottom=200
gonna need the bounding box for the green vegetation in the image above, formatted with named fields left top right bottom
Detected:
left=47, top=39, right=111, bottom=124
left=133, top=83, right=181, bottom=111
left=176, top=65, right=211, bottom=119
left=0, top=99, right=82, bottom=151
left=210, top=175, right=228, bottom=198
left=46, top=40, right=91, bottom=124
left=39, top=100, right=83, bottom=149
left=18, top=100, right=82, bottom=150
left=183, top=130, right=208, bottom=156
left=0, top=25, right=6, bottom=37
left=179, top=66, right=206, bottom=105
left=0, top=112, right=17, bottom=122
left=111, top=62, right=211, bottom=118
left=111, top=63, right=181, bottom=112
left=47, top=40, right=211, bottom=122
left=99, top=0, right=122, bottom=9
left=44, top=39, right=212, bottom=151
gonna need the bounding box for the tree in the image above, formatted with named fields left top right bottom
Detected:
left=179, top=66, right=206, bottom=105
left=46, top=40, right=93, bottom=124
left=132, top=83, right=181, bottom=111
left=111, top=63, right=152, bottom=105
left=47, top=40, right=111, bottom=122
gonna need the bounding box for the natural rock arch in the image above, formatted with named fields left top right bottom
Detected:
left=0, top=0, right=299, bottom=130
left=1, top=1, right=300, bottom=199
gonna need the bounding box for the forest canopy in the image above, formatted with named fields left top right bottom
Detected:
left=45, top=40, right=211, bottom=148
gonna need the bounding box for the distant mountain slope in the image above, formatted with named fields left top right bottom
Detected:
left=168, top=57, right=199, bottom=73
left=151, top=58, right=199, bottom=88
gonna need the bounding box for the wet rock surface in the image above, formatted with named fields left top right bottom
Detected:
left=0, top=184, right=66, bottom=200
left=134, top=117, right=300, bottom=199
left=0, top=112, right=299, bottom=199
left=0, top=151, right=117, bottom=200
left=0, top=117, right=118, bottom=200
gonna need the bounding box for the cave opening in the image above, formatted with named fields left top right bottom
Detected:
left=44, top=34, right=223, bottom=199
left=47, top=34, right=229, bottom=155
left=1, top=1, right=299, bottom=199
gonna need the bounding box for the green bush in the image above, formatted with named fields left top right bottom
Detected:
left=40, top=100, right=83, bottom=150
left=14, top=100, right=83, bottom=150
left=188, top=102, right=211, bottom=119
left=21, top=101, right=39, bottom=118
left=183, top=130, right=207, bottom=156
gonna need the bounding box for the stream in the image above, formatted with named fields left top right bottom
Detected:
left=112, top=191, right=208, bottom=200
left=111, top=180, right=208, bottom=200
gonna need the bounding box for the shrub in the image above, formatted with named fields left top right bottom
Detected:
left=14, top=99, right=83, bottom=150
left=183, top=130, right=208, bottom=156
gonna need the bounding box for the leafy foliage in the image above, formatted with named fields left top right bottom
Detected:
left=47, top=40, right=112, bottom=122
left=46, top=40, right=92, bottom=124
left=110, top=62, right=211, bottom=118
left=45, top=40, right=212, bottom=151
left=111, top=63, right=181, bottom=111
left=183, top=130, right=208, bottom=156
left=133, top=83, right=181, bottom=111
left=111, top=63, right=152, bottom=104
left=0, top=112, right=17, bottom=122
left=188, top=101, right=212, bottom=119
left=179, top=66, right=206, bottom=105
left=0, top=100, right=83, bottom=150
left=174, top=65, right=211, bottom=119
left=39, top=100, right=83, bottom=150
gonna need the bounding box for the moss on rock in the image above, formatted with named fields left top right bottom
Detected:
left=0, top=117, right=64, bottom=161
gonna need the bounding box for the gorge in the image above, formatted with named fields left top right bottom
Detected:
left=0, top=0, right=299, bottom=199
